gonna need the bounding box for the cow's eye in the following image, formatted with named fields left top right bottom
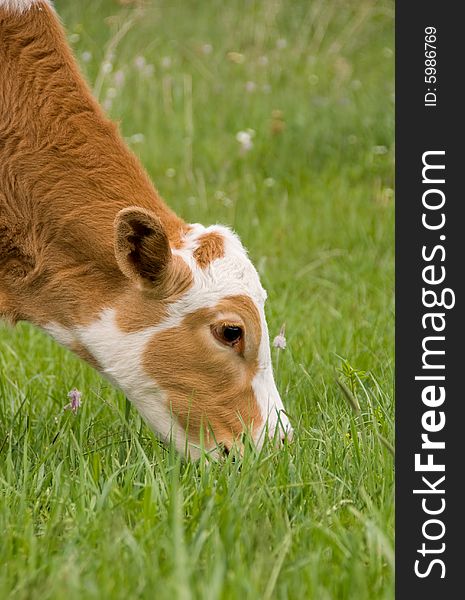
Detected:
left=212, top=323, right=243, bottom=347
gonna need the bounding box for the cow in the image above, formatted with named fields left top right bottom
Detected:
left=0, top=0, right=292, bottom=458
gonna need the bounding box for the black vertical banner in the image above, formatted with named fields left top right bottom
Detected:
left=396, top=2, right=464, bottom=597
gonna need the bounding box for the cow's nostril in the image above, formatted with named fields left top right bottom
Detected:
left=220, top=444, right=230, bottom=458
left=284, top=428, right=294, bottom=443
left=279, top=427, right=293, bottom=445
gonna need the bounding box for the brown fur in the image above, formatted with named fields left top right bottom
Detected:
left=0, top=2, right=272, bottom=453
left=193, top=232, right=225, bottom=268
left=113, top=253, right=193, bottom=333
left=142, top=295, right=263, bottom=448
left=0, top=2, right=187, bottom=329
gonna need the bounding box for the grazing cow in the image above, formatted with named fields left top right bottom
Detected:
left=0, top=0, right=292, bottom=457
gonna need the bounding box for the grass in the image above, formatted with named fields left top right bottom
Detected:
left=0, top=0, right=394, bottom=598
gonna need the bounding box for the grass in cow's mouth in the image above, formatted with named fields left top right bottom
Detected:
left=0, top=0, right=393, bottom=598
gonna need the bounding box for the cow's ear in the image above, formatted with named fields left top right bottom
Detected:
left=114, top=207, right=172, bottom=287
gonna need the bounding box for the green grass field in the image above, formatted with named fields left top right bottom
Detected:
left=0, top=0, right=394, bottom=598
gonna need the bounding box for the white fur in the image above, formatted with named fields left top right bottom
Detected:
left=43, top=322, right=74, bottom=348
left=172, top=224, right=267, bottom=307
left=0, top=0, right=52, bottom=13
left=75, top=310, right=196, bottom=455
left=252, top=311, right=292, bottom=445
left=45, top=312, right=195, bottom=457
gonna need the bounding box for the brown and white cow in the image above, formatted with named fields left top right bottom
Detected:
left=0, top=0, right=292, bottom=458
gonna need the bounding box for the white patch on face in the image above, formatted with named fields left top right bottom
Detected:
left=0, top=0, right=53, bottom=14
left=76, top=310, right=199, bottom=454
left=171, top=224, right=267, bottom=311
left=44, top=312, right=198, bottom=458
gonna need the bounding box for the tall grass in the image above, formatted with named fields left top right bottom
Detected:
left=0, top=1, right=394, bottom=597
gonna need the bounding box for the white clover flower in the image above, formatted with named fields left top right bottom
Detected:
left=258, top=55, right=269, bottom=66
left=273, top=325, right=287, bottom=350
left=276, top=38, right=287, bottom=50
left=130, top=133, right=145, bottom=144
left=102, top=61, right=113, bottom=74
left=202, top=43, right=213, bottom=55
left=114, top=70, right=125, bottom=87
left=165, top=168, right=176, bottom=178
left=134, top=55, right=146, bottom=70
left=236, top=130, right=254, bottom=153
left=161, top=56, right=172, bottom=69
left=373, top=145, right=388, bottom=155
left=245, top=81, right=256, bottom=93
left=81, top=51, right=92, bottom=63
left=64, top=389, right=82, bottom=414
left=69, top=33, right=80, bottom=43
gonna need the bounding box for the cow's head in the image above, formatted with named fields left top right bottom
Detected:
left=82, top=206, right=292, bottom=458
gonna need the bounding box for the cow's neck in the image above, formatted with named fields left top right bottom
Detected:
left=1, top=2, right=187, bottom=329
